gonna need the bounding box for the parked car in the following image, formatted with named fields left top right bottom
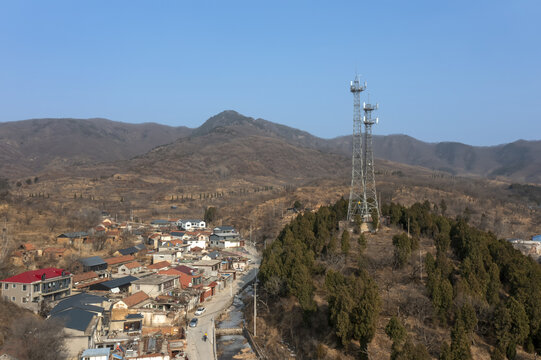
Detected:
left=189, top=318, right=198, bottom=327
left=195, top=307, right=206, bottom=316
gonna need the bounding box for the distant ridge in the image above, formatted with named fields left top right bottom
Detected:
left=0, top=111, right=540, bottom=183
left=0, top=117, right=191, bottom=177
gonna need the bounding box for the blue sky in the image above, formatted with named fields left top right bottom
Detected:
left=0, top=1, right=539, bottom=146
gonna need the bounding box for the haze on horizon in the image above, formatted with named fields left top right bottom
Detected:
left=0, top=1, right=539, bottom=146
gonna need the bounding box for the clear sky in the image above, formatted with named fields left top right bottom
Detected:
left=0, top=1, right=539, bottom=146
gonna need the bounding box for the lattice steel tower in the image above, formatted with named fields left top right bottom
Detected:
left=363, top=100, right=380, bottom=218
left=347, top=75, right=368, bottom=222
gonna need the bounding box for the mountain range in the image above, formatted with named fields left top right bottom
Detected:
left=1, top=111, right=540, bottom=184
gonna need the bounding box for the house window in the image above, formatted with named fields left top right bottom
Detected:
left=34, top=284, right=40, bottom=292
left=22, top=297, right=27, bottom=303
left=22, top=285, right=27, bottom=291
left=11, top=297, right=15, bottom=301
left=4, top=284, right=7, bottom=290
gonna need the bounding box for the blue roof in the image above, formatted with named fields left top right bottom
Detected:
left=126, top=313, right=144, bottom=319
left=90, top=275, right=138, bottom=290
left=81, top=348, right=111, bottom=357
left=50, top=308, right=95, bottom=332
left=151, top=219, right=170, bottom=224
left=79, top=256, right=106, bottom=267
left=59, top=231, right=88, bottom=238
left=50, top=293, right=107, bottom=315
left=119, top=247, right=138, bottom=255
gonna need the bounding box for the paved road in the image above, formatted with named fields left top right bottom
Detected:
left=186, top=247, right=260, bottom=360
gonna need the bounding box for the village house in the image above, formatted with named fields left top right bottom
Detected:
left=173, top=265, right=203, bottom=289
left=132, top=274, right=179, bottom=297
left=49, top=293, right=110, bottom=360
left=114, top=243, right=146, bottom=257
left=78, top=256, right=108, bottom=273
left=89, top=275, right=138, bottom=293
left=109, top=291, right=149, bottom=334
left=104, top=255, right=136, bottom=272
left=183, top=231, right=209, bottom=250
left=192, top=260, right=222, bottom=276
left=118, top=261, right=143, bottom=275
left=176, top=219, right=206, bottom=231
left=56, top=232, right=89, bottom=246
left=150, top=219, right=172, bottom=229
left=0, top=268, right=72, bottom=311
left=72, top=271, right=102, bottom=288
left=209, top=226, right=244, bottom=248
left=147, top=261, right=171, bottom=272
left=43, top=247, right=69, bottom=260
left=150, top=249, right=181, bottom=265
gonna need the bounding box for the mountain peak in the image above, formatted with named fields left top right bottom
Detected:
left=192, top=110, right=255, bottom=136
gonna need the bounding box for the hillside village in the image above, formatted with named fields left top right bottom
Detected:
left=0, top=214, right=258, bottom=360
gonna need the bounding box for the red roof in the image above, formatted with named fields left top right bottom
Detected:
left=104, top=255, right=135, bottom=266
left=174, top=265, right=199, bottom=276
left=147, top=261, right=170, bottom=270
left=1, top=268, right=69, bottom=284
left=73, top=271, right=99, bottom=283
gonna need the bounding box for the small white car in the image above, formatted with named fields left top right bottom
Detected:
left=195, top=307, right=206, bottom=316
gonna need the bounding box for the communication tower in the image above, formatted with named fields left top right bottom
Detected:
left=363, top=101, right=380, bottom=218
left=346, top=75, right=368, bottom=222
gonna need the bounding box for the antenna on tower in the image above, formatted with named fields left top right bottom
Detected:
left=347, top=74, right=381, bottom=226
left=363, top=98, right=380, bottom=221
left=347, top=75, right=368, bottom=222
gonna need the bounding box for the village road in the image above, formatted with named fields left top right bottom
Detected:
left=185, top=246, right=260, bottom=360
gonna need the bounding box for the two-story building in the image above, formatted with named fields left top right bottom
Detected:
left=0, top=268, right=72, bottom=311
left=177, top=219, right=206, bottom=231
left=173, top=265, right=203, bottom=289
left=131, top=274, right=179, bottom=297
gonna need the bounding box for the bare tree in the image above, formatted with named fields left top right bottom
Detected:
left=2, top=315, right=67, bottom=360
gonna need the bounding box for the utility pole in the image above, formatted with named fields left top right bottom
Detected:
left=253, top=281, right=257, bottom=337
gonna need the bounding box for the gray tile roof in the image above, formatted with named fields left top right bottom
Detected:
left=79, top=256, right=106, bottom=267
left=90, top=275, right=138, bottom=290
left=50, top=293, right=107, bottom=315
left=49, top=308, right=96, bottom=332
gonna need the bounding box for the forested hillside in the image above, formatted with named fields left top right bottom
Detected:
left=256, top=199, right=541, bottom=359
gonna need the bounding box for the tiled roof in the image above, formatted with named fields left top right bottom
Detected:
left=147, top=261, right=170, bottom=270
left=43, top=247, right=67, bottom=254
left=1, top=268, right=69, bottom=284
left=121, top=291, right=149, bottom=307
left=79, top=256, right=106, bottom=267
left=174, top=265, right=199, bottom=276
left=157, top=269, right=182, bottom=277
left=21, top=243, right=36, bottom=251
left=73, top=271, right=99, bottom=283
left=123, top=261, right=142, bottom=269
left=105, top=255, right=135, bottom=266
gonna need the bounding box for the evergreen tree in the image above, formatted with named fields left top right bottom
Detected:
left=341, top=230, right=350, bottom=256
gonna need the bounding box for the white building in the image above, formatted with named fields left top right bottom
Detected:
left=177, top=219, right=206, bottom=231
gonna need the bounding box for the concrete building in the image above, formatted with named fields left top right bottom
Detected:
left=131, top=274, right=179, bottom=297
left=0, top=268, right=72, bottom=311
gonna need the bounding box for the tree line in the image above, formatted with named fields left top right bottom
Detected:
left=382, top=201, right=541, bottom=359
left=259, top=198, right=381, bottom=359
